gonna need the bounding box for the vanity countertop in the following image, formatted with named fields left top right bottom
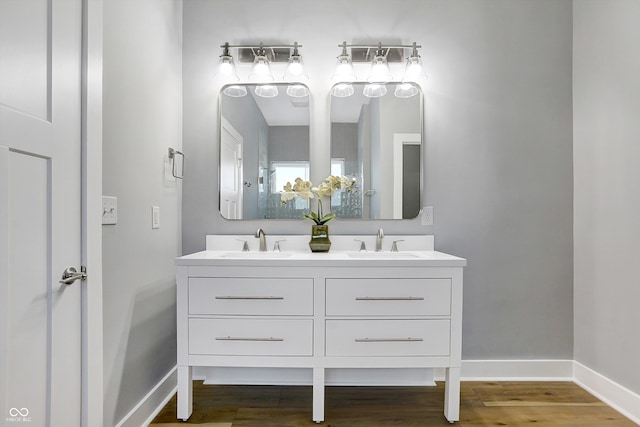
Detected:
left=176, top=249, right=467, bottom=268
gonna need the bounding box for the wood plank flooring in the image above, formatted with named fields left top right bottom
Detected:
left=150, top=381, right=637, bottom=426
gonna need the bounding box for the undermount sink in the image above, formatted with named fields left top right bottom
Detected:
left=347, top=252, right=421, bottom=259
left=221, top=252, right=293, bottom=258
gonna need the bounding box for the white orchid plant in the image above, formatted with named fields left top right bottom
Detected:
left=280, top=175, right=357, bottom=225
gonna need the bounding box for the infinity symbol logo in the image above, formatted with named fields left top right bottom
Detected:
left=9, top=408, right=29, bottom=417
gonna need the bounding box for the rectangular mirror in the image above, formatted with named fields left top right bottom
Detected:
left=219, top=83, right=311, bottom=220
left=330, top=82, right=423, bottom=219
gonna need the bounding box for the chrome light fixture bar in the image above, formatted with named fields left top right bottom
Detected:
left=332, top=41, right=427, bottom=98
left=215, top=42, right=309, bottom=98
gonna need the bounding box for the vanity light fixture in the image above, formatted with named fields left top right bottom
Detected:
left=248, top=43, right=275, bottom=83
left=366, top=43, right=393, bottom=83
left=402, top=42, right=428, bottom=82
left=283, top=42, right=310, bottom=97
left=215, top=42, right=247, bottom=97
left=330, top=42, right=357, bottom=98
left=395, top=42, right=427, bottom=98
left=332, top=41, right=426, bottom=98
left=216, top=41, right=309, bottom=98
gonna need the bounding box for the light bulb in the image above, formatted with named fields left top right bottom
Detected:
left=367, top=45, right=393, bottom=83
left=402, top=43, right=428, bottom=83
left=284, top=55, right=309, bottom=82
left=249, top=53, right=274, bottom=83
left=332, top=42, right=356, bottom=83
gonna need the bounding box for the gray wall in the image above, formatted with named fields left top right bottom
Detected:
left=182, top=0, right=573, bottom=359
left=573, top=0, right=640, bottom=394
left=268, top=126, right=310, bottom=162
left=102, top=1, right=182, bottom=425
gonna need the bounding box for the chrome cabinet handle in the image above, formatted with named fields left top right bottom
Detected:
left=215, top=336, right=284, bottom=342
left=355, top=297, right=424, bottom=301
left=215, top=296, right=284, bottom=300
left=355, top=337, right=424, bottom=343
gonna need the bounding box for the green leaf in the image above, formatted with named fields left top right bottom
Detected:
left=318, top=212, right=335, bottom=225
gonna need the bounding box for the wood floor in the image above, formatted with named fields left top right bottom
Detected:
left=150, top=381, right=637, bottom=426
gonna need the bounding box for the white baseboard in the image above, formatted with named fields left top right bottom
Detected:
left=115, top=367, right=177, bottom=427
left=573, top=361, right=640, bottom=425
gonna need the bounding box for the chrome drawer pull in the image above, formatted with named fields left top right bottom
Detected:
left=215, top=296, right=284, bottom=300
left=355, top=337, right=424, bottom=343
left=215, top=336, right=284, bottom=342
left=355, top=297, right=425, bottom=301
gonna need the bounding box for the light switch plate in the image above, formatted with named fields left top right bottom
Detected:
left=102, top=196, right=117, bottom=225
left=421, top=206, right=433, bottom=226
left=152, top=206, right=160, bottom=229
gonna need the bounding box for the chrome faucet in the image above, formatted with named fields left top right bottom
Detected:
left=255, top=228, right=267, bottom=252
left=375, top=228, right=384, bottom=252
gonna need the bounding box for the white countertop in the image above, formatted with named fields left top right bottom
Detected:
left=176, top=249, right=467, bottom=268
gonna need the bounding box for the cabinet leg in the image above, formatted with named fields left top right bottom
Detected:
left=444, top=367, right=460, bottom=422
left=312, top=367, right=325, bottom=423
left=177, top=365, right=193, bottom=421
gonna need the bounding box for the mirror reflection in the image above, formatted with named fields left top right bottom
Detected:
left=219, top=83, right=311, bottom=220
left=330, top=82, right=423, bottom=219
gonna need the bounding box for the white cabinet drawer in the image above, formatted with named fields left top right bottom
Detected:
left=325, top=320, right=450, bottom=357
left=189, top=318, right=313, bottom=356
left=189, top=278, right=313, bottom=315
left=326, top=278, right=451, bottom=316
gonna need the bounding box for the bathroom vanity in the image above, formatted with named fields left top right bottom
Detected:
left=176, top=235, right=466, bottom=423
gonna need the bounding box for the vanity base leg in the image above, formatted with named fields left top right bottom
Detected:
left=177, top=365, right=193, bottom=421
left=444, top=367, right=460, bottom=422
left=312, top=367, right=325, bottom=423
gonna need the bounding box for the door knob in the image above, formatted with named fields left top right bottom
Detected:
left=59, top=266, right=87, bottom=285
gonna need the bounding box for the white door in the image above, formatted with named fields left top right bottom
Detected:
left=0, top=0, right=83, bottom=425
left=220, top=117, right=243, bottom=219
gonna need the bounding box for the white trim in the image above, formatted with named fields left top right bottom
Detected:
left=0, top=147, right=9, bottom=420
left=115, top=367, right=177, bottom=427
left=573, top=361, right=640, bottom=425
left=81, top=0, right=104, bottom=425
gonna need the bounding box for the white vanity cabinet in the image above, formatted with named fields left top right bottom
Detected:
left=176, top=248, right=465, bottom=423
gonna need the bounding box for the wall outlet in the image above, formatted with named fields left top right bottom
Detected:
left=152, top=206, right=160, bottom=229
left=102, top=196, right=117, bottom=225
left=421, top=206, right=433, bottom=226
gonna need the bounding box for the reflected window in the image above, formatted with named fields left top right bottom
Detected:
left=271, top=161, right=310, bottom=210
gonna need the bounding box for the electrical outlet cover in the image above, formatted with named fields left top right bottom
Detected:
left=152, top=206, right=160, bottom=229
left=421, top=206, right=433, bottom=226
